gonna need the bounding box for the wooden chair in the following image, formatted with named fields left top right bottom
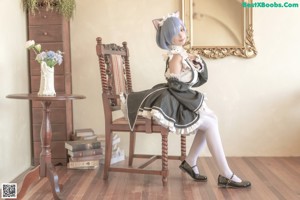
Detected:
left=95, top=37, right=186, bottom=185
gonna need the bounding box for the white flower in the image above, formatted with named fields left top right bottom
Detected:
left=35, top=44, right=41, bottom=52
left=25, top=40, right=63, bottom=68
left=25, top=40, right=35, bottom=49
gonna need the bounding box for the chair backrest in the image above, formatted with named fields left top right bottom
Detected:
left=96, top=37, right=132, bottom=110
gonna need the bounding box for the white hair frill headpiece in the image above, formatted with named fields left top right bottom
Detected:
left=152, top=11, right=180, bottom=31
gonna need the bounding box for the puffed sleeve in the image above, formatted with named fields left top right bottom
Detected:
left=192, top=56, right=208, bottom=87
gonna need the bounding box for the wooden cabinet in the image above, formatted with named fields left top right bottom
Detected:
left=27, top=7, right=73, bottom=166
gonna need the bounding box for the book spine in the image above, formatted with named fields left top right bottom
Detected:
left=67, top=160, right=99, bottom=169
left=75, top=128, right=95, bottom=137
left=68, top=148, right=103, bottom=157
left=65, top=141, right=101, bottom=151
left=67, top=165, right=99, bottom=170
left=69, top=154, right=104, bottom=162
left=72, top=135, right=98, bottom=141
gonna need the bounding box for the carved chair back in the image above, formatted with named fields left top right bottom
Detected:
left=96, top=37, right=132, bottom=111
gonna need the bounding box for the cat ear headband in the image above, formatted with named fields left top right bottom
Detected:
left=152, top=11, right=180, bottom=31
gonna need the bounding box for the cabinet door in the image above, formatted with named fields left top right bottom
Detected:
left=28, top=7, right=73, bottom=166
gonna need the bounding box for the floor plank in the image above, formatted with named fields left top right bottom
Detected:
left=10, top=157, right=300, bottom=200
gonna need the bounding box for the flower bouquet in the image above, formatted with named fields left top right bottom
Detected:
left=26, top=40, right=63, bottom=96
left=26, top=40, right=63, bottom=68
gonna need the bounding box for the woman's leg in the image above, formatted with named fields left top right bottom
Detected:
left=187, top=109, right=241, bottom=182
left=185, top=130, right=206, bottom=174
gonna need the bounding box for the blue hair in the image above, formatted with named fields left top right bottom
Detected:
left=156, top=17, right=186, bottom=50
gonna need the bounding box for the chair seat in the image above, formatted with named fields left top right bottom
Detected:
left=112, top=116, right=164, bottom=133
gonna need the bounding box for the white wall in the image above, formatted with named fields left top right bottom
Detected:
left=0, top=1, right=31, bottom=183
left=71, top=0, right=300, bottom=157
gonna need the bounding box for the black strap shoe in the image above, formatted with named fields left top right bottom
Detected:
left=218, top=173, right=251, bottom=188
left=179, top=160, right=207, bottom=182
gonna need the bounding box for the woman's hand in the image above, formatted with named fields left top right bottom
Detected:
left=188, top=54, right=203, bottom=70
left=188, top=54, right=198, bottom=61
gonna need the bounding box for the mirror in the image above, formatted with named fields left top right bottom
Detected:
left=182, top=0, right=257, bottom=59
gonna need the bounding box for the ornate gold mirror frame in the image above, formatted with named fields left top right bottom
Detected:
left=182, top=0, right=257, bottom=59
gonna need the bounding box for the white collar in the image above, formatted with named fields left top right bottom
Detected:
left=168, top=45, right=188, bottom=59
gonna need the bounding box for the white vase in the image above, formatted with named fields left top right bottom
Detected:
left=38, top=61, right=56, bottom=96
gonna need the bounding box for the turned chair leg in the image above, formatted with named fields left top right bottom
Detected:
left=180, top=135, right=186, bottom=161
left=161, top=129, right=168, bottom=186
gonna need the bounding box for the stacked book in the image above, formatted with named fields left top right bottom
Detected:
left=65, top=129, right=104, bottom=169
left=97, top=133, right=125, bottom=165
left=71, top=128, right=97, bottom=141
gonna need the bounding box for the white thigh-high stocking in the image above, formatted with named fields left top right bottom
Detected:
left=186, top=109, right=242, bottom=182
left=186, top=130, right=206, bottom=174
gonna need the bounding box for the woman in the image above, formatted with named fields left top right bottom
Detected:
left=124, top=12, right=251, bottom=188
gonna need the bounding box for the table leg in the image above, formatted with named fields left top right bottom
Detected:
left=47, top=163, right=62, bottom=200
left=40, top=101, right=52, bottom=177
left=40, top=101, right=62, bottom=199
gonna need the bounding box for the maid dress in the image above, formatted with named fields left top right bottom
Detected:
left=123, top=46, right=208, bottom=135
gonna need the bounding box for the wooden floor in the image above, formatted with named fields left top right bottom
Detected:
left=11, top=157, right=300, bottom=200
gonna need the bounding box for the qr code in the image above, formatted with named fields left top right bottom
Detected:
left=1, top=183, right=17, bottom=199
